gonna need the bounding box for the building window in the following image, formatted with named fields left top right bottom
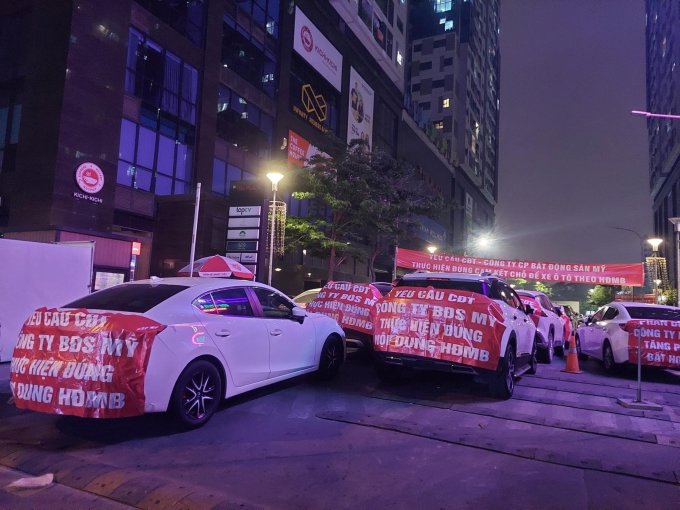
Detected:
left=419, top=61, right=432, bottom=71
left=217, top=85, right=273, bottom=154
left=222, top=15, right=277, bottom=97
left=236, top=0, right=280, bottom=39
left=125, top=28, right=199, bottom=125
left=433, top=38, right=446, bottom=48
left=434, top=121, right=444, bottom=130
left=435, top=0, right=452, bottom=12
left=134, top=0, right=206, bottom=46
left=442, top=98, right=450, bottom=108
left=433, top=79, right=445, bottom=88
left=117, top=114, right=193, bottom=195
left=212, top=158, right=255, bottom=196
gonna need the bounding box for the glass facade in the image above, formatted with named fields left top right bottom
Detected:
left=212, top=158, right=256, bottom=196
left=236, top=0, right=281, bottom=38
left=134, top=0, right=206, bottom=46
left=125, top=28, right=199, bottom=125
left=216, top=85, right=274, bottom=154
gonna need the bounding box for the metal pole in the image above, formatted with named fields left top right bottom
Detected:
left=189, top=182, right=201, bottom=277
left=636, top=326, right=642, bottom=402
left=676, top=228, right=680, bottom=305
left=392, top=245, right=398, bottom=281
left=267, top=185, right=277, bottom=286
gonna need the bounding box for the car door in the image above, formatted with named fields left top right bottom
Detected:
left=541, top=295, right=563, bottom=344
left=251, top=286, right=317, bottom=378
left=581, top=307, right=607, bottom=358
left=193, top=288, right=270, bottom=387
left=505, top=285, right=534, bottom=356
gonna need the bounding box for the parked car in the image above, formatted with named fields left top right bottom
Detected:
left=371, top=281, right=394, bottom=296
left=292, top=288, right=322, bottom=309
left=11, top=278, right=345, bottom=428
left=554, top=304, right=574, bottom=346
left=374, top=272, right=537, bottom=399
left=575, top=302, right=680, bottom=372
left=516, top=290, right=565, bottom=362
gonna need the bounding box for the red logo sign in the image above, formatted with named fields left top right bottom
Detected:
left=131, top=242, right=142, bottom=256
left=301, top=25, right=313, bottom=52
left=75, top=162, right=105, bottom=194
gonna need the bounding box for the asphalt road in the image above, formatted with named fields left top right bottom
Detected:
left=1, top=355, right=680, bottom=509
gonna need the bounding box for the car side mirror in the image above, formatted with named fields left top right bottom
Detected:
left=291, top=306, right=307, bottom=324
left=524, top=304, right=534, bottom=315
left=554, top=308, right=562, bottom=317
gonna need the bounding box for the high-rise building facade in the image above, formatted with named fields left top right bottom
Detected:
left=645, top=0, right=680, bottom=288
left=406, top=0, right=499, bottom=251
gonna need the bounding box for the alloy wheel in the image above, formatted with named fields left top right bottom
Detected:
left=182, top=370, right=217, bottom=421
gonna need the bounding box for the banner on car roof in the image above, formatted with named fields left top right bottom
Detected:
left=623, top=320, right=680, bottom=368
left=9, top=308, right=165, bottom=418
left=395, top=247, right=645, bottom=287
left=307, top=282, right=382, bottom=335
left=373, top=287, right=506, bottom=371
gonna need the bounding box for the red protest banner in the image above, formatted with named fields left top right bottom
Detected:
left=373, top=287, right=506, bottom=371
left=9, top=308, right=165, bottom=418
left=624, top=320, right=680, bottom=368
left=519, top=296, right=542, bottom=327
left=307, top=282, right=382, bottom=335
left=395, top=247, right=645, bottom=287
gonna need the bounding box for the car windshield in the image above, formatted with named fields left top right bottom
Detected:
left=65, top=284, right=188, bottom=313
left=396, top=278, right=485, bottom=294
left=624, top=306, right=680, bottom=320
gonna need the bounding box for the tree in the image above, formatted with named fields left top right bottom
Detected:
left=587, top=285, right=618, bottom=308
left=533, top=281, right=552, bottom=296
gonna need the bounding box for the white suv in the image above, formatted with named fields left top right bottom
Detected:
left=373, top=272, right=537, bottom=399
left=517, top=290, right=565, bottom=363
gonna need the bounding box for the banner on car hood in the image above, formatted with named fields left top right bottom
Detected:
left=623, top=320, right=680, bottom=368
left=396, top=247, right=645, bottom=287
left=519, top=296, right=542, bottom=327
left=307, top=282, right=382, bottom=335
left=9, top=308, right=165, bottom=418
left=373, top=287, right=506, bottom=371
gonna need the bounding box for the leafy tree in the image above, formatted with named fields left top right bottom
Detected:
left=533, top=281, right=552, bottom=296
left=587, top=285, right=618, bottom=308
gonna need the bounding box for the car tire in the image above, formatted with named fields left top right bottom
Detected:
left=374, top=359, right=403, bottom=384
left=527, top=338, right=538, bottom=375
left=170, top=360, right=222, bottom=429
left=576, top=335, right=587, bottom=361
left=317, top=335, right=344, bottom=380
left=539, top=332, right=554, bottom=364
left=489, top=343, right=515, bottom=399
left=602, top=341, right=617, bottom=374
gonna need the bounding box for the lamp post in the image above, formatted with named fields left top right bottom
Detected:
left=266, top=172, right=284, bottom=286
left=668, top=218, right=680, bottom=303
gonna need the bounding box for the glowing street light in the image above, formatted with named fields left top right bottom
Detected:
left=266, top=171, right=284, bottom=286
left=647, top=238, right=663, bottom=253
left=426, top=245, right=437, bottom=254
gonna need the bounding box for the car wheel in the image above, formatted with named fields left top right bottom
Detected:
left=317, top=335, right=344, bottom=380
left=527, top=338, right=538, bottom=375
left=489, top=343, right=515, bottom=399
left=602, top=341, right=617, bottom=373
left=539, top=332, right=554, bottom=364
left=170, top=360, right=222, bottom=429
left=576, top=335, right=587, bottom=361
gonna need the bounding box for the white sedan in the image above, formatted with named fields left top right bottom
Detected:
left=575, top=301, right=680, bottom=372
left=13, top=278, right=345, bottom=428
left=516, top=290, right=565, bottom=362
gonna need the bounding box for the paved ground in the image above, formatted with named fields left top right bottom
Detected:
left=1, top=355, right=680, bottom=509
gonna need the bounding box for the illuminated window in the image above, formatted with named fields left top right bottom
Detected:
left=397, top=50, right=403, bottom=65
left=442, top=98, right=450, bottom=108
left=435, top=0, right=452, bottom=13
left=434, top=121, right=444, bottom=130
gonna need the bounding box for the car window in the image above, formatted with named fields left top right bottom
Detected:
left=65, top=284, right=188, bottom=313
left=539, top=295, right=553, bottom=310
left=602, top=307, right=619, bottom=320
left=295, top=292, right=318, bottom=304
left=505, top=286, right=524, bottom=309
left=398, top=278, right=485, bottom=294
left=253, top=287, right=295, bottom=318
left=624, top=306, right=680, bottom=320
left=492, top=282, right=521, bottom=308
left=591, top=308, right=606, bottom=322
left=207, top=288, right=254, bottom=317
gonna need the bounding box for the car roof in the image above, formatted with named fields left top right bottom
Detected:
left=401, top=272, right=494, bottom=282
left=612, top=301, right=680, bottom=310
left=516, top=290, right=543, bottom=297
left=129, top=277, right=266, bottom=291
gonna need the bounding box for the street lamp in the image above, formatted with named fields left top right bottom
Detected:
left=647, top=238, right=663, bottom=253
left=669, top=218, right=680, bottom=303
left=266, top=171, right=284, bottom=286
left=654, top=279, right=662, bottom=303
left=426, top=245, right=437, bottom=254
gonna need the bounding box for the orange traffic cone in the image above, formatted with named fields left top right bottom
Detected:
left=562, top=333, right=583, bottom=374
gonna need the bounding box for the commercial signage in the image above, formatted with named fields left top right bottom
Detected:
left=410, top=215, right=447, bottom=244
left=347, top=67, right=374, bottom=149
left=293, top=6, right=343, bottom=91
left=395, top=247, right=646, bottom=287
left=226, top=240, right=258, bottom=252
left=228, top=217, right=260, bottom=228
left=229, top=206, right=262, bottom=217
left=288, top=130, right=326, bottom=167
left=227, top=229, right=260, bottom=240
left=131, top=242, right=142, bottom=255
left=291, top=78, right=335, bottom=135
left=73, top=162, right=105, bottom=204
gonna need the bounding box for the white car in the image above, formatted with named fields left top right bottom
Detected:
left=517, top=290, right=565, bottom=362
left=13, top=278, right=345, bottom=428
left=575, top=301, right=680, bottom=372
left=375, top=272, right=537, bottom=399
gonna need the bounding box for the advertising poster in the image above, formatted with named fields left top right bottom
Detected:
left=288, top=130, right=327, bottom=167
left=373, top=287, right=506, bottom=370
left=395, top=247, right=645, bottom=287
left=293, top=6, right=343, bottom=91
left=307, top=282, right=383, bottom=335
left=624, top=320, right=680, bottom=368
left=347, top=67, right=374, bottom=150
left=10, top=308, right=165, bottom=418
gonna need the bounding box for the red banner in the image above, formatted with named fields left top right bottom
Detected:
left=624, top=320, right=680, bottom=368
left=9, top=308, right=165, bottom=418
left=373, top=287, right=506, bottom=371
left=519, top=296, right=542, bottom=327
left=307, top=282, right=382, bottom=335
left=396, top=247, right=645, bottom=287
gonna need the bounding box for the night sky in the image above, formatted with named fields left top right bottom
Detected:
left=495, top=0, right=652, bottom=264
